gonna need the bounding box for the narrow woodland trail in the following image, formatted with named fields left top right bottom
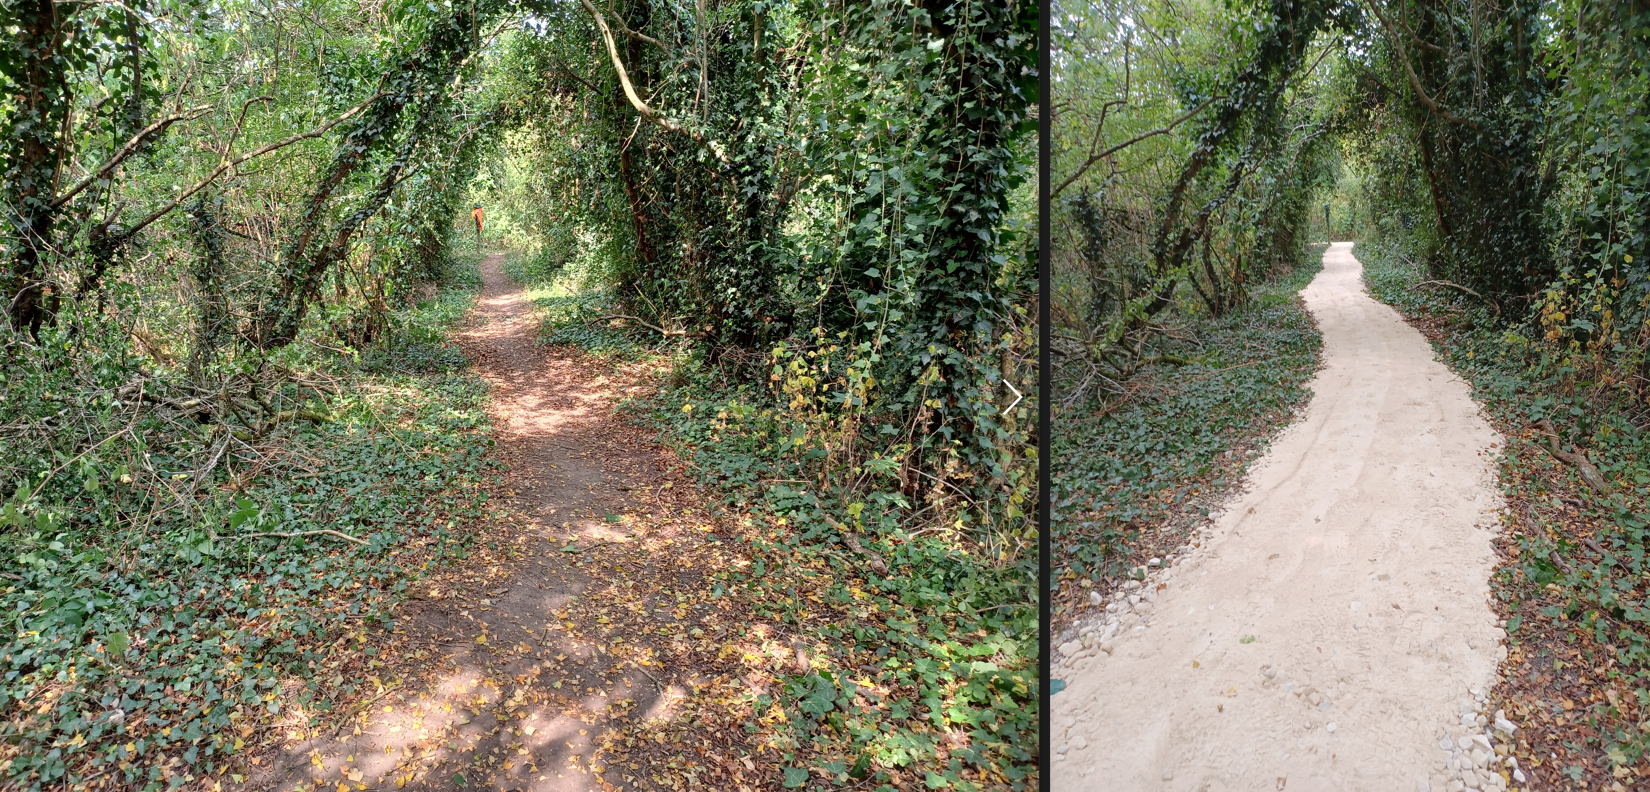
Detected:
left=240, top=254, right=743, bottom=792
left=1053, top=243, right=1511, bottom=791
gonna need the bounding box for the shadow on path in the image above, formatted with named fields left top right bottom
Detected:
left=239, top=254, right=765, bottom=792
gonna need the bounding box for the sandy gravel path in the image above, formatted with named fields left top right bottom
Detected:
left=1052, top=243, right=1509, bottom=791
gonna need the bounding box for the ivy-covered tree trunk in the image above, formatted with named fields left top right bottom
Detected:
left=187, top=196, right=230, bottom=375
left=1382, top=0, right=1554, bottom=299
left=253, top=3, right=496, bottom=349
left=2, top=0, right=73, bottom=337
left=898, top=0, right=1037, bottom=488
left=698, top=9, right=788, bottom=354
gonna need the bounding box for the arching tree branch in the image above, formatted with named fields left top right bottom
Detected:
left=52, top=104, right=213, bottom=209
left=1362, top=0, right=1484, bottom=133
left=578, top=0, right=729, bottom=164
left=1053, top=94, right=1221, bottom=199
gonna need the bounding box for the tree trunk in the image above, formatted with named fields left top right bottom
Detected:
left=4, top=0, right=71, bottom=337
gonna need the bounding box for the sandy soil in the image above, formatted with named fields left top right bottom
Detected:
left=1052, top=243, right=1509, bottom=791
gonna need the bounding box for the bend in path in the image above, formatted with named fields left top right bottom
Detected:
left=1053, top=243, right=1508, bottom=791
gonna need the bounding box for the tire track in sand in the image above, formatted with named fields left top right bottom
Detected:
left=1052, top=243, right=1509, bottom=791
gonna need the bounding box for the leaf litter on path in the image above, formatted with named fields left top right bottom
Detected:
left=232, top=255, right=847, bottom=792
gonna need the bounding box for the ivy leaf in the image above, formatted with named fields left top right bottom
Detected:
left=229, top=499, right=259, bottom=529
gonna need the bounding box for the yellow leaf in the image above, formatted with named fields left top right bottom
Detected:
left=477, top=635, right=488, bottom=645
left=337, top=783, right=350, bottom=792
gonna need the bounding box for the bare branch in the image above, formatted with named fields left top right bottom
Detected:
left=109, top=91, right=387, bottom=241
left=1053, top=94, right=1221, bottom=199
left=237, top=529, right=368, bottom=545
left=51, top=105, right=212, bottom=208
left=1415, top=279, right=1500, bottom=316
left=579, top=0, right=729, bottom=164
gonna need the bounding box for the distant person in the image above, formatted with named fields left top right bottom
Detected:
left=471, top=204, right=484, bottom=249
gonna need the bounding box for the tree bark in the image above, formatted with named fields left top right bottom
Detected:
left=4, top=0, right=71, bottom=336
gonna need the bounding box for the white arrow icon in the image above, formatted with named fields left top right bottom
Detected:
left=1001, top=379, right=1023, bottom=415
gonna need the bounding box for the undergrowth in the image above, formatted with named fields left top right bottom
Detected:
left=0, top=259, right=499, bottom=790
left=1050, top=253, right=1324, bottom=618
left=535, top=299, right=1038, bottom=789
left=504, top=251, right=667, bottom=362
left=1360, top=240, right=1650, bottom=787
left=630, top=373, right=1037, bottom=791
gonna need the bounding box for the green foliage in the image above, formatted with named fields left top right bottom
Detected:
left=533, top=290, right=665, bottom=362
left=483, top=0, right=1038, bottom=532
left=1353, top=0, right=1557, bottom=298
left=627, top=364, right=1038, bottom=790
left=1339, top=1, right=1650, bottom=409
left=359, top=262, right=483, bottom=374
left=1529, top=0, right=1650, bottom=402
left=1052, top=254, right=1322, bottom=589
left=1051, top=0, right=1346, bottom=404
left=0, top=1, right=1039, bottom=785
left=1051, top=0, right=1340, bottom=603
left=0, top=274, right=495, bottom=789
left=813, top=0, right=1039, bottom=498
left=1361, top=239, right=1650, bottom=776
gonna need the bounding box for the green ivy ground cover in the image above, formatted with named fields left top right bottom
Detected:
left=1050, top=255, right=1324, bottom=614
left=529, top=301, right=1038, bottom=791
left=0, top=260, right=499, bottom=791
left=1360, top=241, right=1650, bottom=784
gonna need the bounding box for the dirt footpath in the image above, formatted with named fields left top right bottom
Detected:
left=239, top=254, right=762, bottom=792
left=1053, top=243, right=1510, bottom=791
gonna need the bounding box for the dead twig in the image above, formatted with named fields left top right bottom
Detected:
left=330, top=686, right=399, bottom=737
left=593, top=313, right=686, bottom=337
left=825, top=517, right=888, bottom=576
left=1414, top=280, right=1501, bottom=317
left=1531, top=419, right=1612, bottom=495
left=237, top=529, right=368, bottom=545
left=630, top=660, right=667, bottom=692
